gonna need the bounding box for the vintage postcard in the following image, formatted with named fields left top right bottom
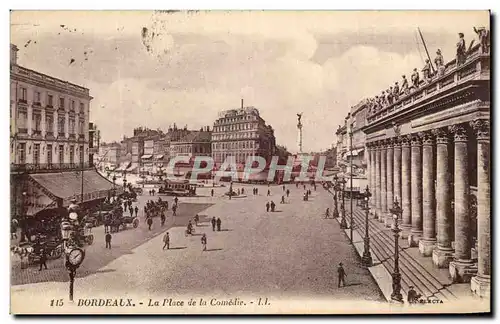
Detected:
left=9, top=10, right=491, bottom=315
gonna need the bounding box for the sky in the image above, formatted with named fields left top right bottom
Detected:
left=10, top=10, right=489, bottom=152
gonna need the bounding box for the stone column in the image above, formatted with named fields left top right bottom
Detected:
left=368, top=144, right=375, bottom=213
left=375, top=143, right=381, bottom=219
left=419, top=131, right=437, bottom=256
left=400, top=135, right=412, bottom=238
left=470, top=120, right=490, bottom=296
left=449, top=124, right=474, bottom=283
left=393, top=137, right=402, bottom=209
left=380, top=141, right=387, bottom=223
left=432, top=128, right=454, bottom=268
left=385, top=139, right=394, bottom=227
left=408, top=134, right=423, bottom=247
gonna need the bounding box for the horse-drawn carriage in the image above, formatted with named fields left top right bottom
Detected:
left=105, top=207, right=139, bottom=232
left=13, top=236, right=64, bottom=269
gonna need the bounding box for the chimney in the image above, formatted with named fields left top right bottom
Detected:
left=241, top=98, right=243, bottom=109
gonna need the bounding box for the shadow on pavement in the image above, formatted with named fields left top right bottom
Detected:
left=166, top=247, right=187, bottom=250
left=205, top=248, right=223, bottom=252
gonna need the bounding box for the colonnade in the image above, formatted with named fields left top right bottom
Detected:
left=365, top=119, right=489, bottom=290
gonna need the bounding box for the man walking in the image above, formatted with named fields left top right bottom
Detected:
left=337, top=262, right=346, bottom=288
left=266, top=202, right=270, bottom=212
left=211, top=217, right=216, bottom=231
left=270, top=201, right=276, bottom=212
left=325, top=208, right=330, bottom=219
left=172, top=204, right=177, bottom=216
left=286, top=189, right=290, bottom=198
left=281, top=195, right=285, bottom=204
left=201, top=234, right=207, bottom=251
left=38, top=249, right=48, bottom=271
left=267, top=189, right=271, bottom=196
left=211, top=189, right=214, bottom=197
left=134, top=206, right=139, bottom=217
left=147, top=217, right=153, bottom=231
left=216, top=217, right=222, bottom=231
left=282, top=185, right=285, bottom=192
left=407, top=286, right=422, bottom=305
left=105, top=232, right=112, bottom=249
left=160, top=212, right=166, bottom=227
left=163, top=232, right=170, bottom=250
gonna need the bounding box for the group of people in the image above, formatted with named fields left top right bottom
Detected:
left=367, top=29, right=489, bottom=117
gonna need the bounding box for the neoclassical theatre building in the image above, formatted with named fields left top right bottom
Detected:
left=363, top=44, right=490, bottom=296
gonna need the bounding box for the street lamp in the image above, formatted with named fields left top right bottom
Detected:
left=389, top=198, right=403, bottom=303
left=361, top=185, right=373, bottom=267
left=332, top=175, right=339, bottom=218
left=349, top=129, right=354, bottom=243
left=62, top=199, right=86, bottom=302
left=339, top=177, right=348, bottom=229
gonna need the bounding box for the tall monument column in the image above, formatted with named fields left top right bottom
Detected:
left=296, top=113, right=303, bottom=154
left=449, top=124, right=475, bottom=283
left=385, top=139, right=394, bottom=227
left=432, top=128, right=454, bottom=268
left=419, top=131, right=437, bottom=256
left=470, top=119, right=490, bottom=297
left=400, top=135, right=412, bottom=238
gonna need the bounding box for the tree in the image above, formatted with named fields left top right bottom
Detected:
left=276, top=145, right=291, bottom=164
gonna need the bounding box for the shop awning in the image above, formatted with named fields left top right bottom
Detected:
left=346, top=149, right=363, bottom=157
left=155, top=154, right=164, bottom=160
left=141, top=154, right=153, bottom=159
left=29, top=170, right=116, bottom=207
left=116, top=161, right=131, bottom=171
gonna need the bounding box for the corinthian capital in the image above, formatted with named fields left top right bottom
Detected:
left=449, top=124, right=468, bottom=142
left=470, top=119, right=490, bottom=140
left=418, top=131, right=435, bottom=146
left=432, top=128, right=450, bottom=144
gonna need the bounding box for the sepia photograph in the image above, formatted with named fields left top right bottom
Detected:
left=8, top=9, right=491, bottom=315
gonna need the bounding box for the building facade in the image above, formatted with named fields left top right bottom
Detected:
left=170, top=128, right=212, bottom=159
left=10, top=43, right=115, bottom=219
left=212, top=105, right=276, bottom=165
left=363, top=43, right=490, bottom=297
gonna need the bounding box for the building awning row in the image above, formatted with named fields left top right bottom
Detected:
left=28, top=169, right=119, bottom=209
left=155, top=154, right=164, bottom=160
left=141, top=154, right=153, bottom=159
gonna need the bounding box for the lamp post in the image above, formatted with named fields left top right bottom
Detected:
left=62, top=200, right=86, bottom=302
left=332, top=175, right=339, bottom=218
left=361, top=185, right=373, bottom=267
left=339, top=177, right=347, bottom=229
left=389, top=198, right=403, bottom=303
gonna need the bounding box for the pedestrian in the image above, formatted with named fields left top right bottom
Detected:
left=337, top=262, right=346, bottom=288
left=160, top=212, right=166, bottom=227
left=105, top=232, right=112, bottom=249
left=174, top=197, right=179, bottom=205
left=201, top=234, right=207, bottom=251
left=163, top=232, right=170, bottom=250
left=407, top=286, right=422, bottom=304
left=165, top=200, right=169, bottom=210
left=267, top=189, right=271, bottom=196
left=172, top=204, right=177, bottom=216
left=241, top=188, right=245, bottom=195
left=281, top=195, right=285, bottom=204
left=130, top=207, right=134, bottom=217
left=270, top=201, right=276, bottom=212
left=211, top=217, right=216, bottom=231
left=211, top=189, right=214, bottom=197
left=134, top=206, right=139, bottom=217
left=303, top=185, right=306, bottom=190
left=286, top=189, right=290, bottom=198
left=38, top=249, right=48, bottom=271
left=266, top=202, right=270, bottom=212
left=296, top=182, right=298, bottom=188
left=216, top=217, right=221, bottom=231
left=282, top=185, right=285, bottom=191
left=237, top=188, right=240, bottom=195
left=147, top=217, right=153, bottom=230
left=325, top=208, right=330, bottom=219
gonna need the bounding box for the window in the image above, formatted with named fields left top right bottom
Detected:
left=79, top=102, right=84, bottom=114
left=47, top=144, right=52, bottom=164
left=17, top=143, right=26, bottom=164
left=59, top=97, right=65, bottom=109
left=33, top=144, right=40, bottom=165
left=71, top=100, right=75, bottom=111
left=79, top=145, right=84, bottom=163
left=20, top=87, right=27, bottom=101
left=47, top=94, right=53, bottom=107
left=34, top=91, right=41, bottom=103
left=33, top=111, right=42, bottom=133
left=78, top=118, right=85, bottom=134
left=17, top=109, right=28, bottom=132
left=46, top=112, right=54, bottom=134
left=58, top=115, right=65, bottom=135
left=69, top=117, right=75, bottom=134
left=58, top=145, right=64, bottom=164
left=69, top=146, right=75, bottom=165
